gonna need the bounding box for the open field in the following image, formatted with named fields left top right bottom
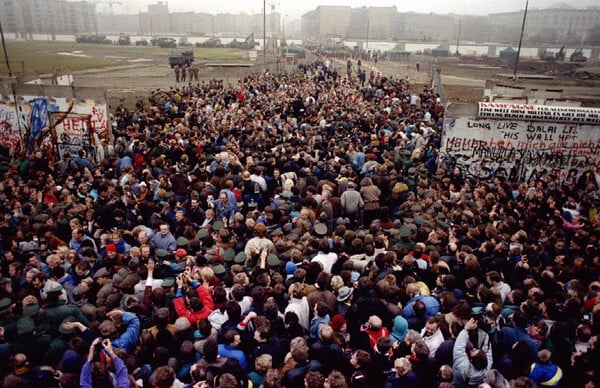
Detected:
left=0, top=41, right=244, bottom=74
left=2, top=41, right=600, bottom=110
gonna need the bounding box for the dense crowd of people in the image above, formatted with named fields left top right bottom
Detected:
left=0, top=57, right=599, bottom=388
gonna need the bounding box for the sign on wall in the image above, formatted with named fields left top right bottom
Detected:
left=0, top=102, right=31, bottom=151
left=441, top=103, right=600, bottom=182
left=0, top=83, right=109, bottom=161
left=52, top=113, right=97, bottom=160
left=477, top=102, right=600, bottom=125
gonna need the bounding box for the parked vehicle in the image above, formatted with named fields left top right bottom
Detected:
left=169, top=50, right=194, bottom=68
left=196, top=38, right=223, bottom=48
left=118, top=34, right=131, bottom=45
left=76, top=34, right=111, bottom=44
left=152, top=37, right=177, bottom=48
left=570, top=48, right=587, bottom=62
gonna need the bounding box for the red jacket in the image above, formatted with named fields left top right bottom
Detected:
left=366, top=326, right=390, bottom=349
left=174, top=285, right=214, bottom=324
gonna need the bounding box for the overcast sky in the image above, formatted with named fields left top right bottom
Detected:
left=102, top=0, right=599, bottom=18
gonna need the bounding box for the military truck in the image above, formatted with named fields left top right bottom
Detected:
left=570, top=48, right=587, bottom=62
left=196, top=38, right=223, bottom=48
left=117, top=34, right=131, bottom=45
left=76, top=34, right=111, bottom=44
left=152, top=37, right=177, bottom=48
left=169, top=50, right=194, bottom=68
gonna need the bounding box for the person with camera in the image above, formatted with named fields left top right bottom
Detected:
left=80, top=337, right=130, bottom=388
left=173, top=269, right=214, bottom=325
left=452, top=318, right=492, bottom=387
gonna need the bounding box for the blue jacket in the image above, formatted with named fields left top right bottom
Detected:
left=218, top=344, right=248, bottom=372
left=384, top=372, right=418, bottom=388
left=501, top=326, right=538, bottom=361
left=112, top=312, right=140, bottom=353
left=309, top=315, right=330, bottom=340
left=403, top=294, right=440, bottom=318
left=530, top=362, right=563, bottom=387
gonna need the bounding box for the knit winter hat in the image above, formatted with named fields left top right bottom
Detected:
left=329, top=314, right=346, bottom=331
left=390, top=315, right=409, bottom=342
left=285, top=261, right=297, bottom=275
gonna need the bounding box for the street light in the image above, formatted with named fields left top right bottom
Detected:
left=0, top=20, right=12, bottom=77
left=365, top=12, right=370, bottom=49
left=281, top=14, right=287, bottom=47
left=263, top=0, right=266, bottom=62
left=514, top=0, right=529, bottom=80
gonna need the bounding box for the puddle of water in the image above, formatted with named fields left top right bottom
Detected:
left=57, top=52, right=90, bottom=57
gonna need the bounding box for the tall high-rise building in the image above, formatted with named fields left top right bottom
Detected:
left=0, top=0, right=96, bottom=36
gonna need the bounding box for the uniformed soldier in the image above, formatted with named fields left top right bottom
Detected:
left=175, top=65, right=181, bottom=83
left=13, top=317, right=52, bottom=366
left=41, top=284, right=89, bottom=337
left=0, top=297, right=18, bottom=343
left=181, top=66, right=187, bottom=82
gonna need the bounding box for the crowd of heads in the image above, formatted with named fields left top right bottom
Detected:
left=0, top=57, right=599, bottom=388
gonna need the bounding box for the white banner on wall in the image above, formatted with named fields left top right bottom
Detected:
left=478, top=102, right=600, bottom=125
left=442, top=103, right=600, bottom=182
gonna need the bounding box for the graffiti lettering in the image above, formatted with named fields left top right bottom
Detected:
left=478, top=103, right=600, bottom=125
left=90, top=106, right=108, bottom=136
left=467, top=121, right=490, bottom=130
left=442, top=114, right=600, bottom=182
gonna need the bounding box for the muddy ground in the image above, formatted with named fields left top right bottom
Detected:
left=54, top=47, right=599, bottom=107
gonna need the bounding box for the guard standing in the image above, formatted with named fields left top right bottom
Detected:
left=174, top=66, right=180, bottom=83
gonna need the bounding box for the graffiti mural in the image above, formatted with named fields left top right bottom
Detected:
left=441, top=103, right=600, bottom=182
left=0, top=82, right=109, bottom=161
left=52, top=112, right=98, bottom=160
left=0, top=102, right=32, bottom=151
left=28, top=97, right=61, bottom=150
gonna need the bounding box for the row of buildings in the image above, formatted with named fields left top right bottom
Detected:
left=0, top=0, right=599, bottom=45
left=0, top=0, right=284, bottom=38
left=0, top=0, right=96, bottom=36
left=301, top=5, right=600, bottom=44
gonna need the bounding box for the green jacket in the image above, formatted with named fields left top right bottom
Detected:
left=42, top=301, right=90, bottom=336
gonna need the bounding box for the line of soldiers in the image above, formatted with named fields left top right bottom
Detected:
left=174, top=65, right=199, bottom=83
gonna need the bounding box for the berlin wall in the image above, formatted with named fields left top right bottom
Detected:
left=0, top=82, right=109, bottom=161
left=441, top=102, right=600, bottom=182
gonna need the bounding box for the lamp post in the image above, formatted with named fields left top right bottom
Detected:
left=0, top=20, right=12, bottom=77
left=514, top=0, right=529, bottom=80
left=281, top=14, right=287, bottom=47
left=263, top=0, right=266, bottom=63
left=456, top=19, right=461, bottom=55
left=365, top=13, right=370, bottom=49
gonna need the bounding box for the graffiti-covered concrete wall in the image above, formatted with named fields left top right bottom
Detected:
left=0, top=82, right=109, bottom=161
left=441, top=102, right=600, bottom=183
